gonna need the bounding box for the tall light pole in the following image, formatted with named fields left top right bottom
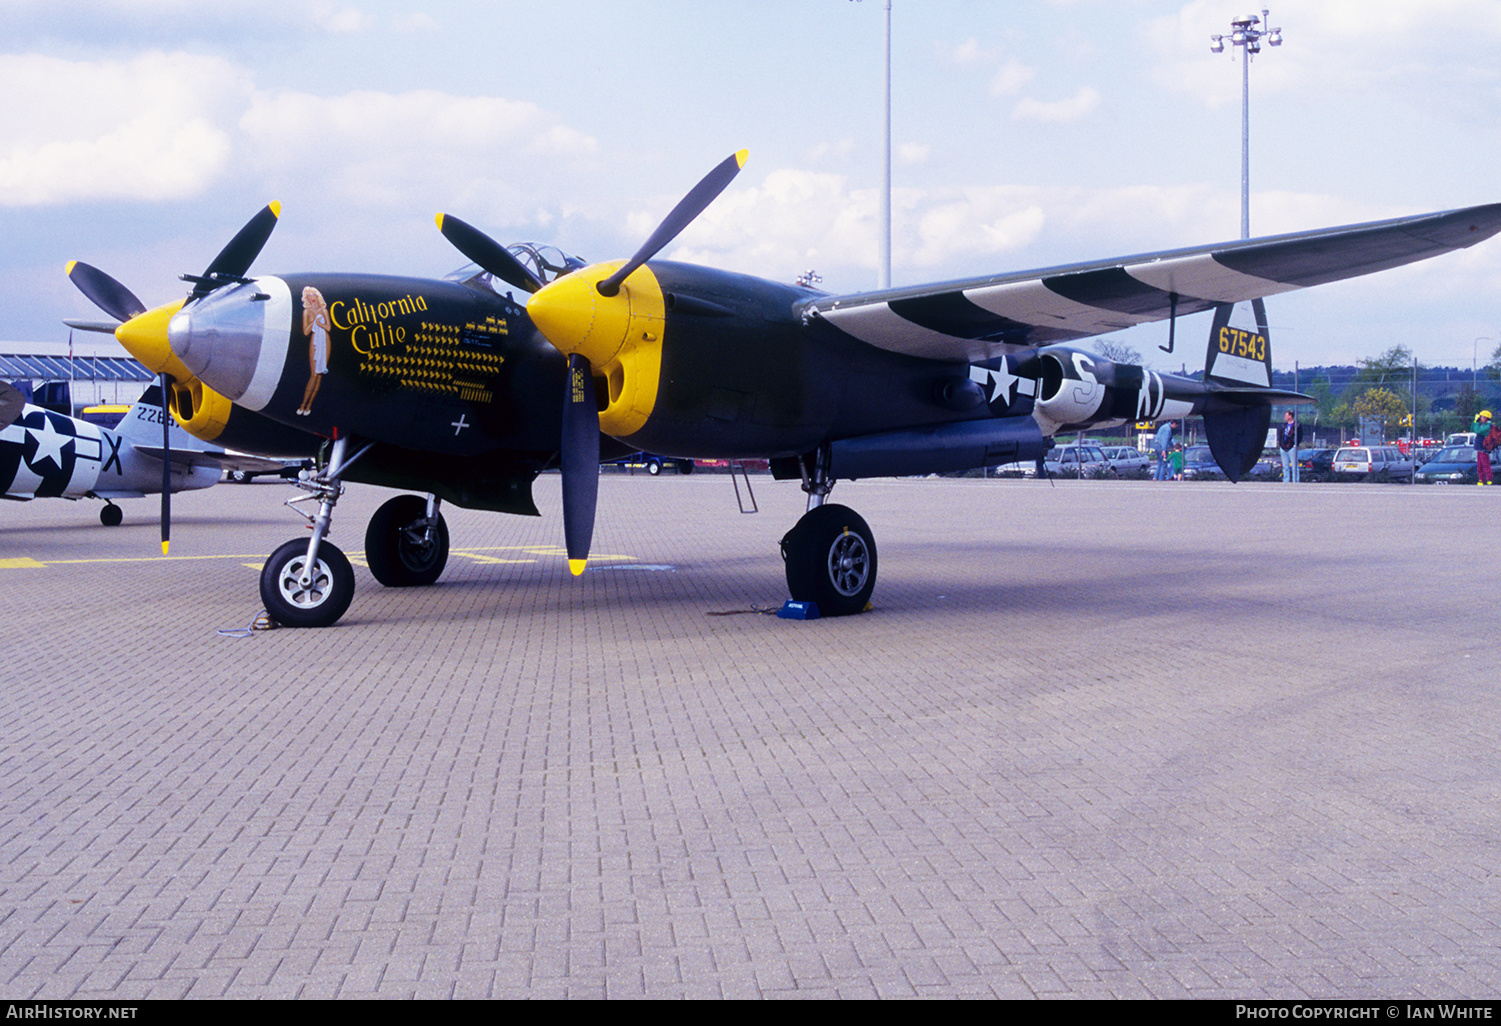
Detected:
left=880, top=0, right=891, bottom=289
left=851, top=0, right=893, bottom=289
left=1211, top=9, right=1283, bottom=240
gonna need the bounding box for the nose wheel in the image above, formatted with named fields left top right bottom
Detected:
left=259, top=435, right=370, bottom=628
left=260, top=539, right=355, bottom=628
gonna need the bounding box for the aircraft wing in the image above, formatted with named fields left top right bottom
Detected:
left=804, top=203, right=1501, bottom=362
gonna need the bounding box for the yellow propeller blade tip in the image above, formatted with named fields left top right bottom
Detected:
left=735, top=149, right=749, bottom=168
left=268, top=200, right=282, bottom=218
left=568, top=559, right=588, bottom=577
left=435, top=212, right=445, bottom=229
left=161, top=541, right=170, bottom=556
left=64, top=260, right=77, bottom=276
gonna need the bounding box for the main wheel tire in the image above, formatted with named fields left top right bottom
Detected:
left=364, top=495, right=449, bottom=587
left=260, top=539, right=355, bottom=628
left=780, top=503, right=878, bottom=617
left=646, top=459, right=662, bottom=476
left=99, top=504, right=123, bottom=527
left=227, top=470, right=250, bottom=484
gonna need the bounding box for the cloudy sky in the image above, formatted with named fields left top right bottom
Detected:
left=3, top=0, right=1500, bottom=369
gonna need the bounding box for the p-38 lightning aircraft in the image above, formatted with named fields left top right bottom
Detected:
left=0, top=379, right=286, bottom=532
left=65, top=151, right=1501, bottom=626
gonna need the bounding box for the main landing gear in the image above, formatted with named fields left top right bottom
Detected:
left=259, top=437, right=454, bottom=627
left=365, top=494, right=449, bottom=587
left=779, top=446, right=877, bottom=617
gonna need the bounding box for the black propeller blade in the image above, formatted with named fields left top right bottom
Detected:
left=595, top=148, right=747, bottom=297
left=193, top=201, right=282, bottom=296
left=434, top=213, right=547, bottom=294
left=65, top=261, right=147, bottom=323
left=159, top=373, right=171, bottom=555
left=561, top=354, right=600, bottom=575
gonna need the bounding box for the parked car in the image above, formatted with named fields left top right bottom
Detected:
left=1247, top=447, right=1281, bottom=480
left=1179, top=445, right=1226, bottom=480
left=1044, top=444, right=1111, bottom=478
left=991, top=458, right=1041, bottom=478
left=1296, top=447, right=1338, bottom=482
left=1413, top=445, right=1483, bottom=484
left=1101, top=446, right=1152, bottom=477
left=1331, top=445, right=1415, bottom=482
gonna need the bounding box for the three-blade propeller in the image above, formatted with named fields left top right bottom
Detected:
left=67, top=203, right=283, bottom=553
left=437, top=150, right=747, bottom=576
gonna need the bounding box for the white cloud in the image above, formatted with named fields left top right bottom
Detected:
left=239, top=89, right=600, bottom=214
left=311, top=3, right=374, bottom=35
left=1012, top=86, right=1100, bottom=124
left=897, top=143, right=930, bottom=166
left=989, top=60, right=1037, bottom=98
left=0, top=51, right=249, bottom=206
left=806, top=138, right=855, bottom=163
left=948, top=38, right=990, bottom=65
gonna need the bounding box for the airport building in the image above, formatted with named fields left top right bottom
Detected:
left=0, top=337, right=152, bottom=411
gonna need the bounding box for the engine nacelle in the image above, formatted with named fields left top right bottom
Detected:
left=1034, top=347, right=1110, bottom=432
left=1032, top=346, right=1193, bottom=436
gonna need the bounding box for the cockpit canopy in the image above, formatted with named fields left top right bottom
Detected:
left=446, top=242, right=587, bottom=292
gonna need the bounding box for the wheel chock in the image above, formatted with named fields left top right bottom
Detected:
left=777, top=600, right=820, bottom=620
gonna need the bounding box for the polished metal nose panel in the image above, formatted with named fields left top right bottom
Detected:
left=168, top=277, right=291, bottom=411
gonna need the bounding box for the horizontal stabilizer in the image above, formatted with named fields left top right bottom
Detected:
left=134, top=447, right=287, bottom=474
left=1206, top=386, right=1314, bottom=409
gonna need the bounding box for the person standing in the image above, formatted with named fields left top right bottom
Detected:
left=1475, top=411, right=1499, bottom=485
left=1153, top=420, right=1175, bottom=481
left=1278, top=410, right=1301, bottom=484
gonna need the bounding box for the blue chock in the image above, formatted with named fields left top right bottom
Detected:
left=777, top=600, right=820, bottom=620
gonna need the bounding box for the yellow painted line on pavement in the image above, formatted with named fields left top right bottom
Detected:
left=4, top=545, right=641, bottom=569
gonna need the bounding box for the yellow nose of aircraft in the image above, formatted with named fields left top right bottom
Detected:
left=525, top=262, right=666, bottom=439
left=525, top=261, right=635, bottom=369
left=114, top=298, right=193, bottom=383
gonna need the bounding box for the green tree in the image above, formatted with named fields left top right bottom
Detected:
left=1354, top=386, right=1407, bottom=441
left=1357, top=345, right=1414, bottom=388
left=1456, top=383, right=1483, bottom=426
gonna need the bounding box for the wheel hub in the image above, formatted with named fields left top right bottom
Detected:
left=278, top=556, right=332, bottom=608
left=827, top=532, right=870, bottom=597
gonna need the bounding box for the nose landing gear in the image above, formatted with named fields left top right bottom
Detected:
left=258, top=435, right=370, bottom=628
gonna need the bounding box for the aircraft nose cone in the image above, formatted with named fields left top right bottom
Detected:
left=526, top=263, right=633, bottom=368
left=168, top=277, right=290, bottom=406
left=115, top=299, right=191, bottom=381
